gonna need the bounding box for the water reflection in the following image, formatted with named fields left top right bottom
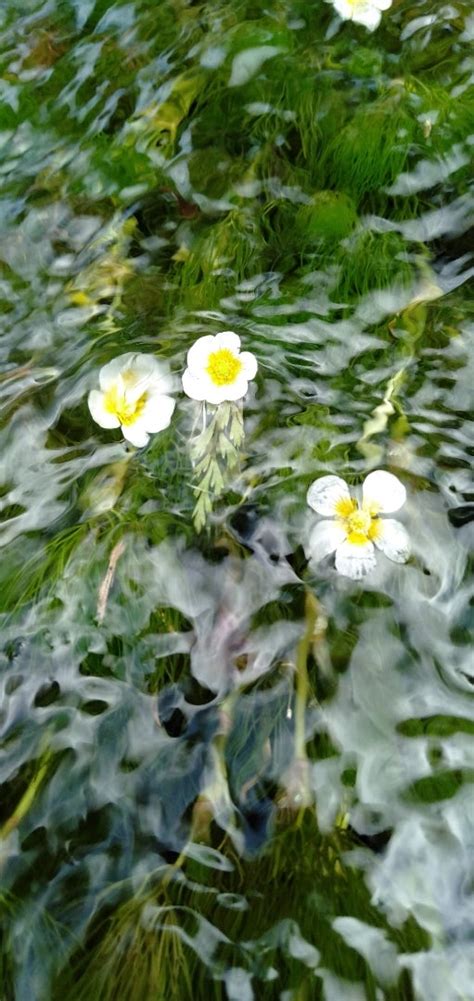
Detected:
left=1, top=0, right=473, bottom=999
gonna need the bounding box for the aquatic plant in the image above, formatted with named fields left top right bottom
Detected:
left=325, top=0, right=393, bottom=31
left=88, top=353, right=176, bottom=447
left=306, top=471, right=410, bottom=579
left=182, top=333, right=258, bottom=405
left=0, top=0, right=473, bottom=999
left=188, top=400, right=245, bottom=532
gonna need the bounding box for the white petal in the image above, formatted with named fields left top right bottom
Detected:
left=373, top=0, right=392, bottom=9
left=201, top=383, right=228, bottom=405
left=140, top=393, right=175, bottom=432
left=99, top=352, right=171, bottom=398
left=352, top=4, right=382, bottom=29
left=99, top=353, right=137, bottom=390
left=332, top=0, right=354, bottom=18
left=203, top=374, right=249, bottom=405
left=362, top=470, right=406, bottom=514
left=124, top=362, right=172, bottom=405
left=122, top=373, right=154, bottom=405
left=217, top=374, right=249, bottom=402
left=126, top=353, right=161, bottom=378
left=182, top=368, right=207, bottom=401
left=130, top=355, right=173, bottom=394
left=240, top=350, right=258, bottom=380
left=88, top=390, right=120, bottom=429
left=186, top=335, right=216, bottom=375
left=335, top=540, right=377, bottom=579
left=183, top=369, right=249, bottom=405
left=306, top=475, right=351, bottom=516
left=308, top=520, right=347, bottom=564
left=374, top=519, right=410, bottom=564
left=121, top=422, right=150, bottom=448
left=214, top=331, right=241, bottom=353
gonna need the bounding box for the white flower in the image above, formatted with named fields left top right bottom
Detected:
left=306, top=470, right=410, bottom=580
left=182, top=331, right=258, bottom=405
left=326, top=0, right=392, bottom=31
left=88, top=352, right=175, bottom=448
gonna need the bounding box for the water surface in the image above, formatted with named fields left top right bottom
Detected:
left=0, top=1, right=473, bottom=999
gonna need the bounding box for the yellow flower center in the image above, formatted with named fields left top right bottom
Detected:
left=104, top=383, right=147, bottom=426
left=335, top=497, right=356, bottom=519
left=335, top=497, right=381, bottom=546
left=206, top=348, right=242, bottom=386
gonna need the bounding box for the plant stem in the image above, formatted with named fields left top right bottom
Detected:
left=0, top=752, right=51, bottom=841
left=294, top=590, right=318, bottom=762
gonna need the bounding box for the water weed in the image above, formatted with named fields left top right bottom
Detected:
left=0, top=0, right=473, bottom=999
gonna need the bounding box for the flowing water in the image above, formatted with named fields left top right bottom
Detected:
left=0, top=1, right=473, bottom=999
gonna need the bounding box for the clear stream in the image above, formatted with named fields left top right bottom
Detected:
left=0, top=1, right=473, bottom=1000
